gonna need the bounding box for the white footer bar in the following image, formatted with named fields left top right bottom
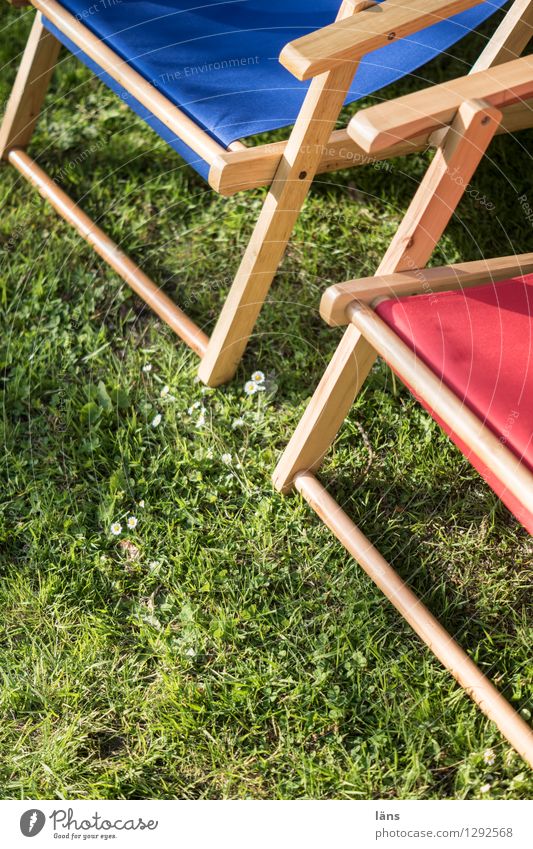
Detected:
left=2, top=799, right=532, bottom=848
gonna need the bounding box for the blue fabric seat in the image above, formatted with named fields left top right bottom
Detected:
left=44, top=0, right=506, bottom=179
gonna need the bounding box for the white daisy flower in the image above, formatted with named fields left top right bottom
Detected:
left=127, top=516, right=138, bottom=529
left=188, top=400, right=202, bottom=415
left=185, top=647, right=196, bottom=657
left=232, top=417, right=245, bottom=429
left=110, top=522, right=122, bottom=536
left=221, top=453, right=232, bottom=465
left=138, top=500, right=145, bottom=508
left=142, top=363, right=152, bottom=373
left=251, top=370, right=265, bottom=384
left=480, top=783, right=491, bottom=794
left=160, top=385, right=170, bottom=397
left=151, top=413, right=162, bottom=427
left=197, top=414, right=206, bottom=427
left=244, top=380, right=258, bottom=396
left=483, top=749, right=496, bottom=766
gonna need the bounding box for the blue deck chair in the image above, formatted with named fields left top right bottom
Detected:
left=2, top=0, right=532, bottom=385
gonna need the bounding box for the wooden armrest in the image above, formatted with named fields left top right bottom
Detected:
left=280, top=0, right=485, bottom=80
left=320, top=254, right=533, bottom=325
left=349, top=54, right=533, bottom=152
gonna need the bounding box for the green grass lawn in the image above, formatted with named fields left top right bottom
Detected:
left=1, top=4, right=532, bottom=800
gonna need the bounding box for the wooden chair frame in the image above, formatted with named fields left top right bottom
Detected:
left=273, top=59, right=533, bottom=766
left=2, top=0, right=533, bottom=384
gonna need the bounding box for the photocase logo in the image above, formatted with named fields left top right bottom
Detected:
left=20, top=810, right=46, bottom=837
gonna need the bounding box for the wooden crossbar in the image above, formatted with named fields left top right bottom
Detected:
left=213, top=100, right=533, bottom=195
left=8, top=148, right=209, bottom=357
left=209, top=130, right=425, bottom=195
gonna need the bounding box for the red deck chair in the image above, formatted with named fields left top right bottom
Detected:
left=274, top=55, right=533, bottom=766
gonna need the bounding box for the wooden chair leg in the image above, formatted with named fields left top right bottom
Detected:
left=0, top=12, right=61, bottom=159
left=273, top=326, right=376, bottom=493
left=197, top=62, right=357, bottom=387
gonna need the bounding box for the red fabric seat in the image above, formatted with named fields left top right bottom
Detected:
left=376, top=274, right=533, bottom=533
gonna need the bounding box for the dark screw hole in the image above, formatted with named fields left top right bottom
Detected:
left=299, top=170, right=307, bottom=180
left=387, top=31, right=396, bottom=40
